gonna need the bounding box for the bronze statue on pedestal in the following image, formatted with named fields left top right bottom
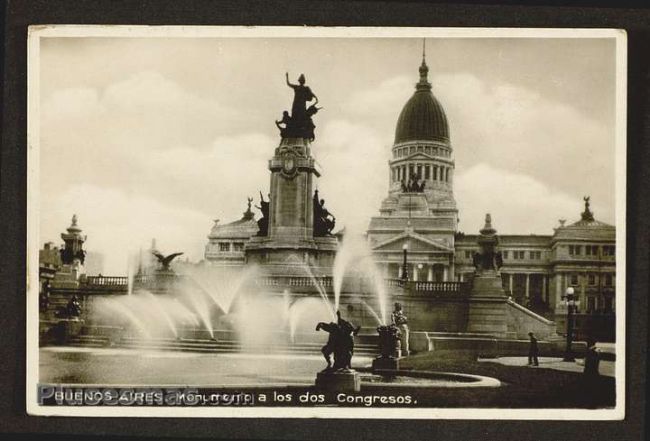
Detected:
left=275, top=73, right=321, bottom=140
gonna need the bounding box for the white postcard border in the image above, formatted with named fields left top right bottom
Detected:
left=26, top=25, right=627, bottom=420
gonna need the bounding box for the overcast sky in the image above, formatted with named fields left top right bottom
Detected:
left=37, top=34, right=619, bottom=274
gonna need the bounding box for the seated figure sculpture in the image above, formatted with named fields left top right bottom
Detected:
left=313, top=190, right=336, bottom=236
left=275, top=111, right=291, bottom=138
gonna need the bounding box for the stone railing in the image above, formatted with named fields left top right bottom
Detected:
left=82, top=273, right=183, bottom=288
left=83, top=276, right=128, bottom=286
left=412, top=281, right=467, bottom=293
left=386, top=279, right=470, bottom=295
left=255, top=276, right=333, bottom=288
left=81, top=274, right=467, bottom=295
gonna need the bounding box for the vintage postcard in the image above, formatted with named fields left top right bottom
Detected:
left=26, top=26, right=626, bottom=418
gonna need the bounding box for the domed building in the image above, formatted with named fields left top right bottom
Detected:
left=201, top=52, right=617, bottom=340
left=367, top=54, right=458, bottom=284
left=366, top=55, right=616, bottom=340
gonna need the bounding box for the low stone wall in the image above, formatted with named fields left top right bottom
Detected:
left=338, top=294, right=470, bottom=333
left=408, top=333, right=588, bottom=358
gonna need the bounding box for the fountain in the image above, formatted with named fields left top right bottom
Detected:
left=46, top=70, right=396, bottom=358
left=38, top=69, right=509, bottom=396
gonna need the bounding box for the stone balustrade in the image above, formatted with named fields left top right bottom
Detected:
left=386, top=278, right=469, bottom=295
left=255, top=276, right=333, bottom=288
left=83, top=276, right=128, bottom=286
left=81, top=274, right=468, bottom=296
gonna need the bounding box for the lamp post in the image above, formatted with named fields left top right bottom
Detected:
left=562, top=286, right=577, bottom=361
left=401, top=243, right=409, bottom=283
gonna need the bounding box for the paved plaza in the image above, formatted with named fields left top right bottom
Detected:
left=479, top=356, right=615, bottom=378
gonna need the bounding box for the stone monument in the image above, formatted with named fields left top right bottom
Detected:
left=51, top=215, right=87, bottom=289
left=466, top=214, right=509, bottom=337
left=246, top=73, right=337, bottom=269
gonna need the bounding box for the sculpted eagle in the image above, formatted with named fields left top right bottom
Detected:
left=152, top=251, right=184, bottom=270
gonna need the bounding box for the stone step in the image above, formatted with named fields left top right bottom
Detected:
left=73, top=335, right=376, bottom=349
left=67, top=336, right=378, bottom=355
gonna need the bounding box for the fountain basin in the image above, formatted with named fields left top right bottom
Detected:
left=357, top=368, right=501, bottom=388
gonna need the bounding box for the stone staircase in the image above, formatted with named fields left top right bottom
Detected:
left=66, top=335, right=379, bottom=357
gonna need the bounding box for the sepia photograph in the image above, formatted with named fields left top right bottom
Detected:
left=26, top=26, right=626, bottom=419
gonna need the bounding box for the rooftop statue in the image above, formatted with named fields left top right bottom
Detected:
left=276, top=73, right=321, bottom=141
left=581, top=195, right=595, bottom=222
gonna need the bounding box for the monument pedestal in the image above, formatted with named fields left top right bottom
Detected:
left=245, top=137, right=338, bottom=269
left=372, top=356, right=401, bottom=371
left=315, top=370, right=361, bottom=392
left=467, top=271, right=508, bottom=337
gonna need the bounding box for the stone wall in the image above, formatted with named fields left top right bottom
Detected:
left=337, top=293, right=469, bottom=333
left=505, top=299, right=557, bottom=339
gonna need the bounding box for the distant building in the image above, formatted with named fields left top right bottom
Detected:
left=203, top=55, right=617, bottom=340
left=204, top=201, right=258, bottom=266
left=454, top=202, right=616, bottom=318
left=39, top=241, right=62, bottom=294
left=364, top=55, right=616, bottom=339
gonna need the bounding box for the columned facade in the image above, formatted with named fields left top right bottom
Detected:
left=367, top=55, right=458, bottom=282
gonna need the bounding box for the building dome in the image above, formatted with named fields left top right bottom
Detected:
left=394, top=59, right=449, bottom=144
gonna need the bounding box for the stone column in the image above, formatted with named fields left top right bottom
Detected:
left=555, top=273, right=563, bottom=312
left=509, top=273, right=513, bottom=295
left=427, top=265, right=433, bottom=282
left=525, top=273, right=530, bottom=302
left=443, top=266, right=448, bottom=282
left=580, top=273, right=586, bottom=313
left=413, top=264, right=418, bottom=281
left=542, top=275, right=547, bottom=303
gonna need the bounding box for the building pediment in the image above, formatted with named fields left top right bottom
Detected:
left=371, top=231, right=453, bottom=253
